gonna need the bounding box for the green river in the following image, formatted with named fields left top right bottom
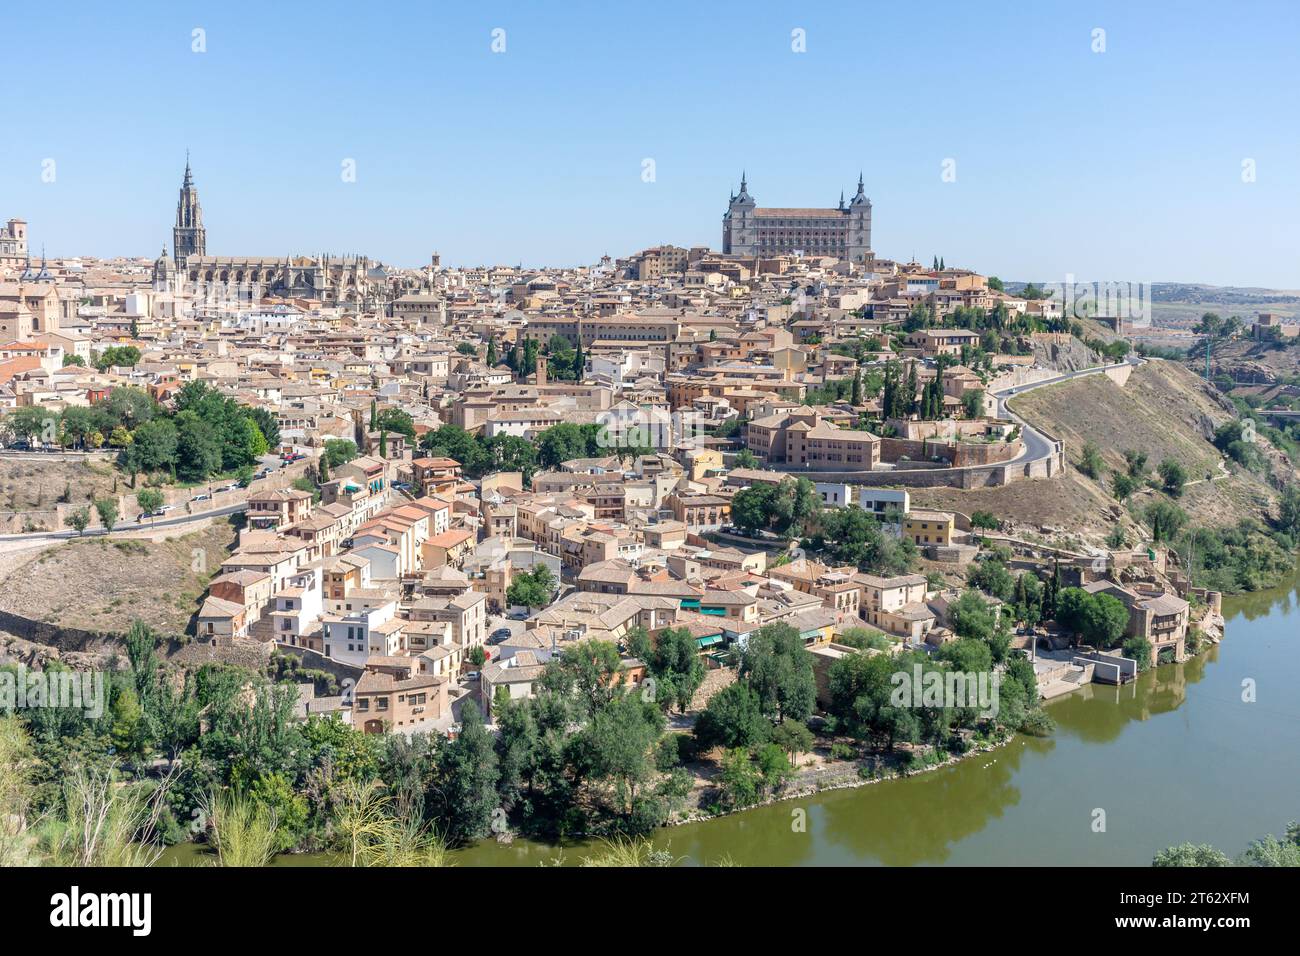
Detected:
left=163, top=566, right=1300, bottom=867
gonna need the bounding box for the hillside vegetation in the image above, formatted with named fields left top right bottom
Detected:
left=1011, top=359, right=1279, bottom=526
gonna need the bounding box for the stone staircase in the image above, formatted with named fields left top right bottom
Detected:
left=248, top=611, right=277, bottom=643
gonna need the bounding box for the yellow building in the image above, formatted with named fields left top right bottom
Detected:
left=903, top=510, right=955, bottom=547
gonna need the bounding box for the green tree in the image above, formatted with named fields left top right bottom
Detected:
left=175, top=412, right=223, bottom=481
left=539, top=641, right=624, bottom=721
left=432, top=702, right=499, bottom=844
left=739, top=623, right=816, bottom=724
left=135, top=487, right=164, bottom=518
left=1123, top=635, right=1153, bottom=671
left=643, top=627, right=705, bottom=714
left=1153, top=843, right=1233, bottom=867
left=1111, top=471, right=1138, bottom=502
left=803, top=505, right=917, bottom=575
left=109, top=685, right=144, bottom=754
left=581, top=693, right=664, bottom=813
left=1158, top=458, right=1187, bottom=497
left=1279, top=484, right=1300, bottom=537
left=769, top=719, right=814, bottom=767
left=126, top=418, right=178, bottom=475
left=948, top=590, right=997, bottom=642
left=94, top=498, right=119, bottom=532
left=536, top=423, right=592, bottom=469
left=693, top=681, right=770, bottom=751
left=506, top=564, right=556, bottom=610
left=248, top=406, right=281, bottom=450
left=755, top=742, right=795, bottom=793
left=730, top=483, right=774, bottom=533
left=375, top=408, right=416, bottom=442
left=1079, top=441, right=1105, bottom=479
left=718, top=748, right=761, bottom=810
left=1056, top=588, right=1129, bottom=648
left=1145, top=500, right=1188, bottom=543
left=324, top=439, right=358, bottom=467
left=1123, top=449, right=1148, bottom=478
left=968, top=557, right=1015, bottom=602
left=94, top=345, right=142, bottom=371
left=67, top=506, right=90, bottom=535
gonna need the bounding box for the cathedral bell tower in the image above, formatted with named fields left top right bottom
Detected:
left=173, top=153, right=206, bottom=267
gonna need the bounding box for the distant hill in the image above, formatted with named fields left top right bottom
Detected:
left=1004, top=280, right=1300, bottom=304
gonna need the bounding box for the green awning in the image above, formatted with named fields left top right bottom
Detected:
left=696, top=635, right=724, bottom=648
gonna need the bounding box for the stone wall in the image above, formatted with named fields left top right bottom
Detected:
left=273, top=642, right=364, bottom=686
left=765, top=437, right=1064, bottom=490
left=0, top=607, right=273, bottom=671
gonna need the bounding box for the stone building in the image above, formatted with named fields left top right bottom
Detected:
left=173, top=156, right=206, bottom=265
left=168, top=158, right=377, bottom=305
left=722, top=173, right=872, bottom=262
left=0, top=218, right=27, bottom=269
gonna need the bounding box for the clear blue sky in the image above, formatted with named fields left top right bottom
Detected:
left=3, top=0, right=1297, bottom=287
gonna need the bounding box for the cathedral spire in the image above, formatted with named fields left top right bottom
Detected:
left=173, top=154, right=205, bottom=266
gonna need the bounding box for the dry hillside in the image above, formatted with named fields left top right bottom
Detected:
left=0, top=520, right=238, bottom=636
left=0, top=455, right=123, bottom=512
left=913, top=359, right=1279, bottom=546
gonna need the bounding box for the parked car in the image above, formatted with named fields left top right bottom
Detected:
left=463, top=671, right=480, bottom=682
left=192, top=493, right=212, bottom=502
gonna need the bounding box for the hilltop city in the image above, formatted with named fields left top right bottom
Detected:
left=1, top=162, right=1298, bottom=861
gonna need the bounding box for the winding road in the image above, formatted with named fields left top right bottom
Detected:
left=991, top=355, right=1145, bottom=469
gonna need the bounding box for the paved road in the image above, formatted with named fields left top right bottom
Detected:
left=0, top=451, right=308, bottom=545
left=0, top=501, right=247, bottom=543
left=991, top=356, right=1145, bottom=468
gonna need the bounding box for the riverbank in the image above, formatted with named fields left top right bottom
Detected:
left=156, top=564, right=1299, bottom=868
left=667, top=732, right=1017, bottom=828
left=463, top=560, right=1300, bottom=865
